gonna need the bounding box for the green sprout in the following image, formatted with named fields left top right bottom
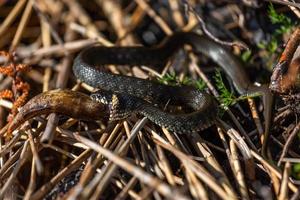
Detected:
left=292, top=163, right=300, bottom=180
left=158, top=72, right=207, bottom=90
left=213, top=69, right=236, bottom=109
left=213, top=70, right=262, bottom=112
left=258, top=4, right=294, bottom=54
left=241, top=50, right=252, bottom=63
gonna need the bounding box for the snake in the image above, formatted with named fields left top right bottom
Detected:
left=7, top=32, right=273, bottom=149
left=72, top=32, right=273, bottom=135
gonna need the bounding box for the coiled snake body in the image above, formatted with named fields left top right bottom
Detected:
left=73, top=32, right=272, bottom=134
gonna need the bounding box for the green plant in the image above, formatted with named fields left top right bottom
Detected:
left=194, top=78, right=207, bottom=90
left=292, top=163, right=300, bottom=180
left=241, top=50, right=252, bottom=63
left=213, top=69, right=236, bottom=108
left=268, top=3, right=293, bottom=34
left=158, top=72, right=176, bottom=85
left=158, top=72, right=206, bottom=90
left=258, top=4, right=294, bottom=54
left=213, top=70, right=262, bottom=111
left=158, top=72, right=188, bottom=86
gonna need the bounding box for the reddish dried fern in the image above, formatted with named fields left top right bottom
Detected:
left=0, top=51, right=30, bottom=123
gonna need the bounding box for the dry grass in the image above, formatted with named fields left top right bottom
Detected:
left=0, top=0, right=300, bottom=199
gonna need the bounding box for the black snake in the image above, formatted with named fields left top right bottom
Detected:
left=72, top=32, right=273, bottom=134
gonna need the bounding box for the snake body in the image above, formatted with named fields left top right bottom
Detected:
left=73, top=32, right=273, bottom=134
